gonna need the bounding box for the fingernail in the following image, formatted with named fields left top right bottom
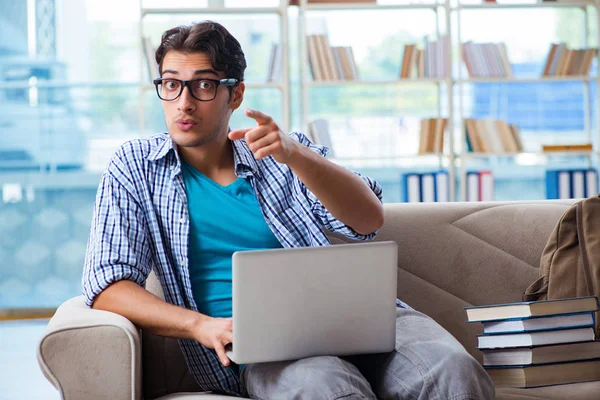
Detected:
left=246, top=108, right=254, bottom=114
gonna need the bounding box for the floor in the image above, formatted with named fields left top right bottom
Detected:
left=0, top=320, right=60, bottom=400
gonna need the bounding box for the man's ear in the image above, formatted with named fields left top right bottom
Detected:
left=229, top=82, right=245, bottom=110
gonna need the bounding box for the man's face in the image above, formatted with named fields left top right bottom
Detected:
left=159, top=50, right=243, bottom=148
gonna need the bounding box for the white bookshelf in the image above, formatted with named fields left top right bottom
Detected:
left=134, top=0, right=600, bottom=203
left=454, top=0, right=600, bottom=201
left=297, top=0, right=456, bottom=201
left=454, top=1, right=595, bottom=10
left=137, top=0, right=291, bottom=135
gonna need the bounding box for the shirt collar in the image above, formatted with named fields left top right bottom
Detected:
left=146, top=132, right=261, bottom=179
left=147, top=133, right=175, bottom=161
left=231, top=138, right=261, bottom=179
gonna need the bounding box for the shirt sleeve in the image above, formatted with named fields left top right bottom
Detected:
left=82, top=172, right=152, bottom=307
left=289, top=131, right=384, bottom=241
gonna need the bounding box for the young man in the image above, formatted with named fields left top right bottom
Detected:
left=82, top=21, right=493, bottom=399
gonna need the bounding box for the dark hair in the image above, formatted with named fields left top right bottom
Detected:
left=155, top=21, right=246, bottom=83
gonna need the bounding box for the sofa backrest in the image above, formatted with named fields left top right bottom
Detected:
left=368, top=200, right=576, bottom=361
left=141, top=199, right=577, bottom=395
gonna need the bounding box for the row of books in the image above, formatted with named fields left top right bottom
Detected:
left=399, top=36, right=449, bottom=79
left=402, top=171, right=450, bottom=203
left=466, top=170, right=494, bottom=202
left=465, top=118, right=524, bottom=153
left=542, top=43, right=597, bottom=77
left=465, top=296, right=600, bottom=388
left=546, top=168, right=599, bottom=199
left=418, top=118, right=447, bottom=154
left=307, top=34, right=359, bottom=81
left=462, top=42, right=513, bottom=78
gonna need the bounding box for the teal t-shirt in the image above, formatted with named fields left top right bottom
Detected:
left=181, top=160, right=283, bottom=318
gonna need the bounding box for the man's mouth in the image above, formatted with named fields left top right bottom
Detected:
left=176, top=119, right=198, bottom=131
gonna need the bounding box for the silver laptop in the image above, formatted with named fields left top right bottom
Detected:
left=225, top=241, right=398, bottom=364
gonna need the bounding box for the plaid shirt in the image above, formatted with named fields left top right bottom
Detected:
left=82, top=131, right=383, bottom=395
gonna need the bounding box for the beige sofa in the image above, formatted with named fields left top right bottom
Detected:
left=38, top=200, right=600, bottom=400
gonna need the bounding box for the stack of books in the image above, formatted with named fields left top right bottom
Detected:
left=464, top=296, right=600, bottom=388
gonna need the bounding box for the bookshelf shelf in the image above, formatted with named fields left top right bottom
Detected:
left=454, top=1, right=594, bottom=10
left=141, top=7, right=284, bottom=16
left=298, top=0, right=456, bottom=201
left=462, top=151, right=595, bottom=159
left=454, top=0, right=600, bottom=201
left=304, top=3, right=440, bottom=11
left=331, top=154, right=452, bottom=162
left=457, top=76, right=594, bottom=83
left=306, top=78, right=448, bottom=87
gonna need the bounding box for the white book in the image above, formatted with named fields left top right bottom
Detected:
left=421, top=174, right=435, bottom=203
left=308, top=119, right=334, bottom=157
left=435, top=172, right=449, bottom=202
left=477, top=327, right=595, bottom=349
left=480, top=172, right=494, bottom=201
left=558, top=171, right=571, bottom=199
left=407, top=175, right=421, bottom=203
left=586, top=169, right=598, bottom=197
left=572, top=171, right=585, bottom=199
left=467, top=173, right=480, bottom=202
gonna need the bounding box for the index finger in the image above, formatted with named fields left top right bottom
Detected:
left=245, top=108, right=273, bottom=125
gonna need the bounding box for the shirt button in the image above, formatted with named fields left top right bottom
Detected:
left=169, top=165, right=174, bottom=171
left=179, top=217, right=185, bottom=223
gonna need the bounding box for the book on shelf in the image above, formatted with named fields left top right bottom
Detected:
left=402, top=171, right=449, bottom=203
left=266, top=43, right=283, bottom=83
left=541, top=42, right=597, bottom=77
left=464, top=296, right=600, bottom=322
left=462, top=41, right=513, bottom=78
left=546, top=168, right=598, bottom=199
left=483, top=312, right=595, bottom=335
left=477, top=326, right=595, bottom=349
left=466, top=170, right=494, bottom=202
left=142, top=36, right=159, bottom=80
left=307, top=34, right=358, bottom=81
left=400, top=36, right=448, bottom=79
left=486, top=358, right=600, bottom=388
left=308, top=119, right=335, bottom=157
left=482, top=340, right=600, bottom=366
left=464, top=118, right=523, bottom=153
left=418, top=118, right=447, bottom=154
left=542, top=143, right=593, bottom=152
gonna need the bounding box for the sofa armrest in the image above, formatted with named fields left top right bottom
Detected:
left=37, top=296, right=142, bottom=400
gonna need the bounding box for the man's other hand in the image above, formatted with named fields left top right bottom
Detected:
left=228, top=109, right=299, bottom=164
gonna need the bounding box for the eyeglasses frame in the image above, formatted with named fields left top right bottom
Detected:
left=152, top=77, right=239, bottom=102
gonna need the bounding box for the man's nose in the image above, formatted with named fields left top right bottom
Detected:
left=177, top=86, right=196, bottom=113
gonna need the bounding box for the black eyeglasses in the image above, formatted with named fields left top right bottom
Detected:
left=153, top=78, right=239, bottom=102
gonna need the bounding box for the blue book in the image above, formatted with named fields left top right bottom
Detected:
left=482, top=312, right=595, bottom=335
